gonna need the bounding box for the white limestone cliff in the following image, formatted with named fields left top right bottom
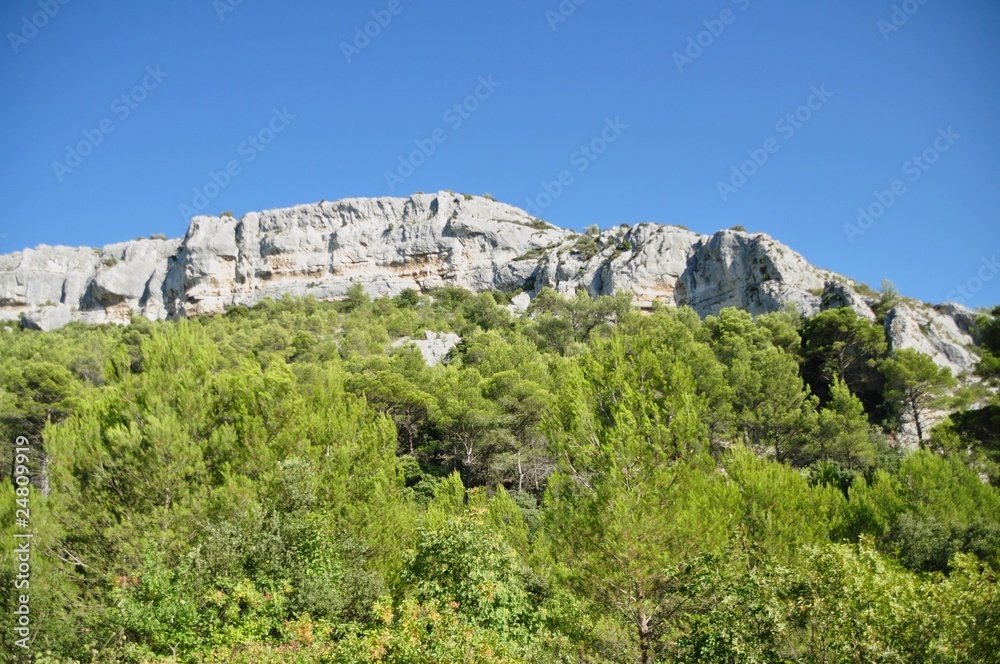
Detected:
left=0, top=191, right=983, bottom=377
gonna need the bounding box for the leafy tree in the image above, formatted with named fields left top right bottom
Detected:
left=801, top=307, right=887, bottom=417
left=939, top=406, right=1000, bottom=482
left=403, top=516, right=536, bottom=636
left=1, top=289, right=996, bottom=662
left=329, top=598, right=543, bottom=663
left=527, top=289, right=631, bottom=354
left=809, top=378, right=875, bottom=470
left=544, top=333, right=739, bottom=662
left=725, top=448, right=844, bottom=561
left=975, top=305, right=1000, bottom=383
left=703, top=308, right=816, bottom=462
left=480, top=370, right=555, bottom=492
left=346, top=362, right=439, bottom=455
left=882, top=349, right=957, bottom=442
left=677, top=540, right=1000, bottom=664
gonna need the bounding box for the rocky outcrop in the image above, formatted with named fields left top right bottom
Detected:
left=393, top=330, right=463, bottom=367
left=822, top=281, right=876, bottom=322
left=0, top=191, right=985, bottom=376
left=533, top=223, right=705, bottom=308
left=934, top=302, right=980, bottom=339
left=0, top=239, right=181, bottom=326
left=675, top=230, right=833, bottom=317
left=884, top=303, right=979, bottom=376
left=175, top=194, right=571, bottom=318
left=21, top=303, right=72, bottom=332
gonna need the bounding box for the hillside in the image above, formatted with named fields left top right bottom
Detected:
left=0, top=192, right=981, bottom=380
left=1, top=194, right=999, bottom=662
left=1, top=276, right=999, bottom=661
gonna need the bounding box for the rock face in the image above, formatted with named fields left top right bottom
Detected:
left=0, top=191, right=983, bottom=375
left=21, top=303, right=72, bottom=332
left=821, top=281, right=876, bottom=322
left=675, top=230, right=829, bottom=317
left=884, top=304, right=979, bottom=376
left=393, top=331, right=463, bottom=367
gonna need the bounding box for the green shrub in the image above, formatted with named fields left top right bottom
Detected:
left=571, top=234, right=600, bottom=259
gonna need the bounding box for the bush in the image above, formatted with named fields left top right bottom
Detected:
left=571, top=235, right=600, bottom=260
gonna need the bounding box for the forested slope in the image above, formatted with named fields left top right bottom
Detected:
left=2, top=287, right=999, bottom=663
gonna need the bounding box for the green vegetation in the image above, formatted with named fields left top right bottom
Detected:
left=882, top=348, right=957, bottom=442
left=976, top=305, right=1000, bottom=384
left=502, top=218, right=552, bottom=231
left=514, top=247, right=548, bottom=262
left=571, top=234, right=601, bottom=260
left=1, top=291, right=998, bottom=662
left=872, top=278, right=902, bottom=320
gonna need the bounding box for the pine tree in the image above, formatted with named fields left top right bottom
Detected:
left=882, top=349, right=956, bottom=442
left=544, top=332, right=739, bottom=662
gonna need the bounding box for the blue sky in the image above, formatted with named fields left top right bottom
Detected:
left=2, top=0, right=998, bottom=307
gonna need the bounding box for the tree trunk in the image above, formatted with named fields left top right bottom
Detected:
left=637, top=609, right=652, bottom=664
left=911, top=397, right=924, bottom=444
left=39, top=451, right=50, bottom=497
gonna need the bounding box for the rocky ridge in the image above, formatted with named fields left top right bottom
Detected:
left=0, top=192, right=983, bottom=376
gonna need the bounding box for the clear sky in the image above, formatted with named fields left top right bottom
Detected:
left=2, top=1, right=998, bottom=307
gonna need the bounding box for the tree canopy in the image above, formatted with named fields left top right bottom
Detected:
left=0, top=289, right=997, bottom=663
